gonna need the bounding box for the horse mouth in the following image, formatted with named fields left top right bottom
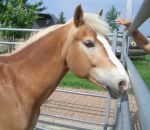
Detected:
left=108, top=89, right=120, bottom=99
left=106, top=86, right=125, bottom=99
left=89, top=77, right=126, bottom=99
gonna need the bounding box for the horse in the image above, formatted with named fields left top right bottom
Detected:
left=0, top=5, right=130, bottom=130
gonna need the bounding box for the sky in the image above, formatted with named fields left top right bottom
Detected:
left=29, top=0, right=150, bottom=36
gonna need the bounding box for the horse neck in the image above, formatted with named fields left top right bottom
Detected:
left=8, top=24, right=71, bottom=106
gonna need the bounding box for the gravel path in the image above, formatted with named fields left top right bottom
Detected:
left=39, top=87, right=140, bottom=130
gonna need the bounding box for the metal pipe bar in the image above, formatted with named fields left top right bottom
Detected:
left=112, top=98, right=121, bottom=130
left=0, top=28, right=40, bottom=32
left=127, top=0, right=150, bottom=36
left=40, top=113, right=105, bottom=126
left=104, top=96, right=111, bottom=130
left=115, top=98, right=122, bottom=130
left=37, top=120, right=93, bottom=130
left=125, top=55, right=150, bottom=130
left=108, top=33, right=123, bottom=38
left=120, top=32, right=126, bottom=66
left=125, top=0, right=134, bottom=20
left=0, top=41, right=23, bottom=45
left=35, top=126, right=48, bottom=130
left=121, top=95, right=132, bottom=130
left=112, top=30, right=117, bottom=54
left=55, top=88, right=108, bottom=98
left=118, top=32, right=131, bottom=130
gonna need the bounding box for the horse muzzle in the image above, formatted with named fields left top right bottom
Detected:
left=106, top=79, right=129, bottom=99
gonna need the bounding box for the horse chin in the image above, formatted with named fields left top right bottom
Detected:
left=107, top=87, right=126, bottom=99
left=108, top=89, right=119, bottom=99
left=89, top=77, right=124, bottom=99
left=103, top=85, right=122, bottom=99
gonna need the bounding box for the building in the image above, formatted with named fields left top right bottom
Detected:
left=32, top=13, right=58, bottom=29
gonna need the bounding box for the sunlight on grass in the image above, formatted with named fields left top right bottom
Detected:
left=133, top=60, right=150, bottom=89
left=59, top=71, right=105, bottom=91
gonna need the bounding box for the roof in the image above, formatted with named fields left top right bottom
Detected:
left=37, top=13, right=58, bottom=24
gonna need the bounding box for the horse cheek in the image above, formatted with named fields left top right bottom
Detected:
left=67, top=47, right=91, bottom=78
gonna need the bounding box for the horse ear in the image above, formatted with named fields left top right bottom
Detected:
left=74, top=4, right=84, bottom=27
left=98, top=8, right=103, bottom=16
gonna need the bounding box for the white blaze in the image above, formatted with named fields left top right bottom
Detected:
left=97, top=35, right=130, bottom=90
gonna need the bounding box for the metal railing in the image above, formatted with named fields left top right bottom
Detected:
left=111, top=30, right=132, bottom=130
left=0, top=28, right=40, bottom=32
left=124, top=0, right=150, bottom=130
left=0, top=28, right=40, bottom=45
left=37, top=88, right=113, bottom=130
left=127, top=0, right=150, bottom=36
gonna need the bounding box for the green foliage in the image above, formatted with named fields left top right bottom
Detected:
left=57, top=11, right=66, bottom=24
left=0, top=0, right=46, bottom=38
left=106, top=6, right=121, bottom=32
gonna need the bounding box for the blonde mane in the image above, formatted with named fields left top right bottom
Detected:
left=10, top=13, right=110, bottom=55
left=12, top=24, right=63, bottom=54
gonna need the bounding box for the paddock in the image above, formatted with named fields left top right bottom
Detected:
left=0, top=0, right=150, bottom=130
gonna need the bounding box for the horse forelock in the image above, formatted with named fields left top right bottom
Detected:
left=84, top=13, right=110, bottom=36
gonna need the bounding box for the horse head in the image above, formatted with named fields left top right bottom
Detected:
left=63, top=5, right=130, bottom=99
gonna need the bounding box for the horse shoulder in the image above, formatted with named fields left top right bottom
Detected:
left=0, top=64, right=31, bottom=130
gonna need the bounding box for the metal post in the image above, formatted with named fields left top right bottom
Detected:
left=115, top=98, right=122, bottom=130
left=124, top=0, right=150, bottom=128
left=104, top=96, right=111, bottom=130
left=125, top=55, right=150, bottom=130
left=119, top=31, right=132, bottom=130
left=120, top=32, right=126, bottom=66
left=112, top=30, right=118, bottom=55
left=125, top=0, right=134, bottom=20
left=120, top=96, right=132, bottom=130
left=127, top=0, right=150, bottom=36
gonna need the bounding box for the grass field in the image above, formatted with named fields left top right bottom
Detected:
left=59, top=56, right=150, bottom=91
left=59, top=71, right=105, bottom=91
left=133, top=60, right=150, bottom=89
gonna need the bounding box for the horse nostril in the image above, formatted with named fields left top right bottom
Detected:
left=118, top=80, right=127, bottom=93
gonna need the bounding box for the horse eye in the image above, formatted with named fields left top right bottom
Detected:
left=83, top=40, right=95, bottom=47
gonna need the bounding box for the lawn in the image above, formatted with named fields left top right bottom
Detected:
left=59, top=71, right=105, bottom=91
left=59, top=56, right=150, bottom=91
left=133, top=60, right=150, bottom=89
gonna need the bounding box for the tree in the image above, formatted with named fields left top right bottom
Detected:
left=106, top=6, right=121, bottom=32
left=0, top=0, right=46, bottom=38
left=57, top=11, right=66, bottom=24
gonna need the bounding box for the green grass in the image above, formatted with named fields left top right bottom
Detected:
left=59, top=56, right=150, bottom=91
left=133, top=59, right=150, bottom=89
left=59, top=71, right=105, bottom=91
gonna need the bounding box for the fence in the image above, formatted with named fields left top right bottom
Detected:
left=0, top=28, right=40, bottom=43
left=36, top=88, right=115, bottom=130
left=111, top=31, right=131, bottom=130
left=123, top=0, right=150, bottom=130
